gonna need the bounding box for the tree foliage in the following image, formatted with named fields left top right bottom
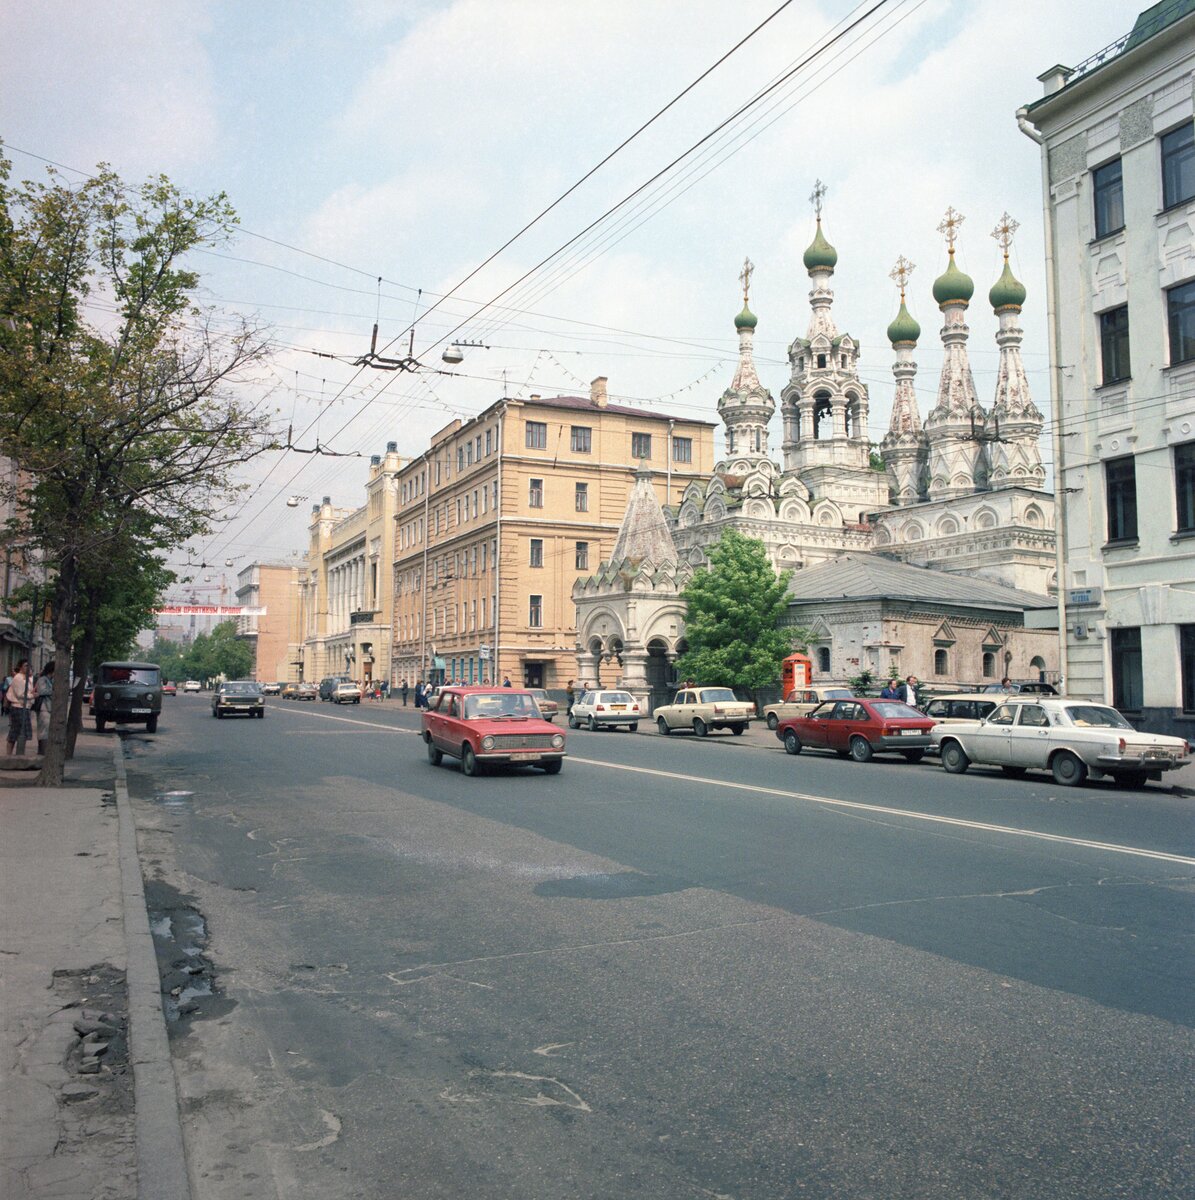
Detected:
left=676, top=531, right=796, bottom=692
left=0, top=147, right=273, bottom=782
left=146, top=621, right=252, bottom=685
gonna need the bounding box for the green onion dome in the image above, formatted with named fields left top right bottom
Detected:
left=932, top=251, right=974, bottom=306
left=886, top=298, right=921, bottom=345
left=734, top=303, right=758, bottom=330
left=989, top=259, right=1027, bottom=311
left=802, top=219, right=838, bottom=271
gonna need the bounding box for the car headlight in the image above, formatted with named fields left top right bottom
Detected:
left=551, top=734, right=565, bottom=749
left=481, top=736, right=495, bottom=751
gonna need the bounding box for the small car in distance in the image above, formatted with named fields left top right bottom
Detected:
left=763, top=685, right=854, bottom=731
left=332, top=681, right=362, bottom=704
left=295, top=682, right=318, bottom=700
left=422, top=685, right=566, bottom=776
left=162, top=681, right=177, bottom=696
left=279, top=682, right=299, bottom=699
left=777, top=698, right=935, bottom=762
left=980, top=681, right=1060, bottom=695
left=212, top=680, right=265, bottom=719
left=932, top=698, right=1190, bottom=787
left=319, top=676, right=353, bottom=701
left=261, top=681, right=281, bottom=695
left=570, top=689, right=642, bottom=731
left=183, top=680, right=202, bottom=693
left=654, top=686, right=755, bottom=737
left=527, top=688, right=559, bottom=721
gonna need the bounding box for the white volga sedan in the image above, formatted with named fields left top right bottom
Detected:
left=932, top=697, right=1190, bottom=788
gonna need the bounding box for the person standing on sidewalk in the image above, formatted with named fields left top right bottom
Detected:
left=5, top=659, right=33, bottom=756
left=34, top=661, right=54, bottom=755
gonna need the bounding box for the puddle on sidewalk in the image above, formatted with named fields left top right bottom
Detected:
left=151, top=791, right=193, bottom=809
left=534, top=871, right=690, bottom=900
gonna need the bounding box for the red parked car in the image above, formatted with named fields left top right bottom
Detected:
left=422, top=685, right=566, bottom=777
left=775, top=698, right=935, bottom=763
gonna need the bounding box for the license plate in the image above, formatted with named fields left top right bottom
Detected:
left=1144, top=749, right=1171, bottom=760
left=509, top=752, right=541, bottom=762
left=131, top=708, right=151, bottom=714
left=900, top=729, right=920, bottom=736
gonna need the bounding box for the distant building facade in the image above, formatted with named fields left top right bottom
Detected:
left=1022, top=1, right=1195, bottom=734
left=235, top=560, right=302, bottom=683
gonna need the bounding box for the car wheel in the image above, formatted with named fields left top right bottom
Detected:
left=731, top=723, right=746, bottom=736
left=95, top=716, right=106, bottom=732
left=541, top=759, right=563, bottom=775
left=588, top=715, right=598, bottom=732
left=426, top=740, right=442, bottom=766
left=849, top=736, right=873, bottom=763
left=902, top=749, right=924, bottom=763
left=461, top=744, right=480, bottom=777
left=657, top=717, right=670, bottom=736
left=1051, top=750, right=1087, bottom=787
left=1000, top=765, right=1027, bottom=778
left=146, top=715, right=158, bottom=734
left=256, top=710, right=264, bottom=719
left=693, top=718, right=708, bottom=738
left=941, top=741, right=970, bottom=774
left=766, top=713, right=778, bottom=731
left=628, top=723, right=638, bottom=733
left=783, top=730, right=802, bottom=756
left=568, top=714, right=579, bottom=729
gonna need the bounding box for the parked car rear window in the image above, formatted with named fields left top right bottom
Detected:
left=871, top=702, right=922, bottom=719
left=699, top=688, right=736, bottom=702
left=1064, top=704, right=1132, bottom=729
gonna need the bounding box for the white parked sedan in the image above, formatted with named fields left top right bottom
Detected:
left=183, top=680, right=202, bottom=693
left=568, top=690, right=642, bottom=731
left=932, top=697, right=1190, bottom=788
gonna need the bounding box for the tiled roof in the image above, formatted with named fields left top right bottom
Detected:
left=523, top=394, right=716, bottom=426
left=609, top=468, right=678, bottom=566
left=785, top=554, right=1053, bottom=612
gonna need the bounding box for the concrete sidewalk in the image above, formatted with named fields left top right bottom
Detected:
left=0, top=732, right=189, bottom=1200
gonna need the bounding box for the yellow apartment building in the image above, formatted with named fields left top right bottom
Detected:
left=391, top=379, right=715, bottom=690
left=298, top=442, right=405, bottom=685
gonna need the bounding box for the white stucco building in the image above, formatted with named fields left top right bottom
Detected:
left=1021, top=1, right=1195, bottom=736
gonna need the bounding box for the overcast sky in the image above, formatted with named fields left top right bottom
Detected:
left=2, top=0, right=1145, bottom=577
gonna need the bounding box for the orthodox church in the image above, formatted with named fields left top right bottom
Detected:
left=573, top=192, right=1059, bottom=702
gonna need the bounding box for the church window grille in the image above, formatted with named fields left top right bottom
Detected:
left=1110, top=627, right=1143, bottom=711
left=934, top=648, right=949, bottom=676
left=526, top=421, right=548, bottom=450
left=1168, top=281, right=1195, bottom=365
left=672, top=436, right=692, bottom=463
left=1099, top=306, right=1130, bottom=385
left=1175, top=442, right=1195, bottom=533
left=1092, top=158, right=1124, bottom=238
left=1105, top=455, right=1138, bottom=542
left=816, top=647, right=830, bottom=673
left=1161, top=122, right=1194, bottom=210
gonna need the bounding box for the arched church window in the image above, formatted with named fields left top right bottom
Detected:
left=817, top=647, right=830, bottom=673
left=814, top=392, right=833, bottom=440
left=934, top=648, right=949, bottom=676
left=727, top=430, right=735, bottom=453
left=982, top=651, right=995, bottom=678
left=798, top=356, right=804, bottom=371
left=840, top=355, right=846, bottom=368
left=753, top=429, right=761, bottom=452
left=1030, top=655, right=1046, bottom=680
left=817, top=353, right=826, bottom=369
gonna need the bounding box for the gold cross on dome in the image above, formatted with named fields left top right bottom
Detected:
left=739, top=256, right=754, bottom=303
left=991, top=212, right=1019, bottom=258
left=937, top=206, right=965, bottom=253
left=809, top=179, right=827, bottom=218
left=889, top=255, right=915, bottom=298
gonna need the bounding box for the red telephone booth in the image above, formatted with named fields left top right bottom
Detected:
left=781, top=653, right=812, bottom=700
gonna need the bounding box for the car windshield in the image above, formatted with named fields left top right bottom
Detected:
left=822, top=689, right=853, bottom=700
left=871, top=702, right=922, bottom=719
left=464, top=693, right=539, bottom=719
left=223, top=682, right=260, bottom=695
left=1063, top=704, right=1133, bottom=729
left=699, top=688, right=737, bottom=702
left=101, top=666, right=160, bottom=686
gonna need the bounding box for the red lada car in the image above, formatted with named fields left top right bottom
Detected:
left=422, top=685, right=566, bottom=777
left=775, top=698, right=935, bottom=763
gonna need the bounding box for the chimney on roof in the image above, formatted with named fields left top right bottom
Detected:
left=591, top=376, right=608, bottom=408
left=386, top=440, right=397, bottom=452
left=528, top=394, right=540, bottom=402
left=1037, top=63, right=1072, bottom=96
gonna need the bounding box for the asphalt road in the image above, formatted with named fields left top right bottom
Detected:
left=123, top=695, right=1195, bottom=1200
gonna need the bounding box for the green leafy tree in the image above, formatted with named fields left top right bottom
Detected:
left=676, top=531, right=795, bottom=696
left=183, top=620, right=252, bottom=684
left=0, top=147, right=272, bottom=782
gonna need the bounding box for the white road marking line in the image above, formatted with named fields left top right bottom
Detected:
left=268, top=706, right=1195, bottom=867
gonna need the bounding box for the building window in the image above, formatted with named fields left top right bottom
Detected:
left=1182, top=626, right=1195, bottom=713
left=817, top=353, right=826, bottom=369
left=1105, top=455, right=1138, bottom=543
left=529, top=594, right=543, bottom=627
left=672, top=436, right=692, bottom=463
left=529, top=478, right=543, bottom=508
left=475, top=435, right=482, bottom=462
left=1099, top=306, right=1130, bottom=385
left=1168, top=280, right=1195, bottom=366
left=1092, top=157, right=1124, bottom=238
left=934, top=648, right=949, bottom=675
left=529, top=538, right=543, bottom=567
left=575, top=482, right=588, bottom=512
left=1176, top=442, right=1195, bottom=533
left=526, top=421, right=547, bottom=450
left=1110, top=627, right=1143, bottom=710
left=1161, top=122, right=1195, bottom=209
left=485, top=429, right=492, bottom=456
left=492, top=480, right=499, bottom=508
left=816, top=647, right=830, bottom=673
left=465, top=442, right=473, bottom=466
left=631, top=432, right=652, bottom=460
left=571, top=426, right=592, bottom=453
left=982, top=651, right=996, bottom=678
left=457, top=448, right=464, bottom=471
left=575, top=541, right=589, bottom=570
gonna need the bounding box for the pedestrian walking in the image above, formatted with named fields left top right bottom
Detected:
left=502, top=675, right=512, bottom=688
left=897, top=675, right=919, bottom=708
left=401, top=680, right=409, bottom=706
left=34, top=661, right=54, bottom=755
left=879, top=679, right=897, bottom=699
left=565, top=679, right=575, bottom=715
left=5, top=659, right=34, bottom=757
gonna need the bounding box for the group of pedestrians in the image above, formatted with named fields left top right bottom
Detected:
left=879, top=675, right=920, bottom=706
left=3, top=659, right=54, bottom=757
